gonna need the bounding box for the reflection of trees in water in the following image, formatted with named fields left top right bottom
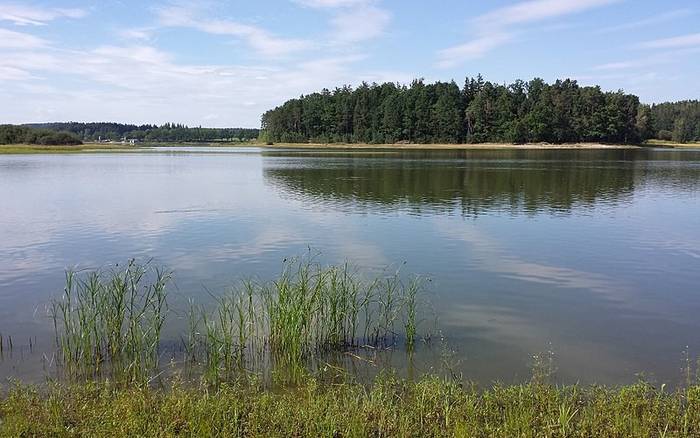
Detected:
left=263, top=149, right=700, bottom=216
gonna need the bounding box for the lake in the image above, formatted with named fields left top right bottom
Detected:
left=1, top=147, right=699, bottom=385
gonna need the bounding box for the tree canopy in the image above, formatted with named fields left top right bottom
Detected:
left=260, top=76, right=697, bottom=145
left=25, top=122, right=260, bottom=143
left=650, top=101, right=700, bottom=143
left=0, top=125, right=82, bottom=145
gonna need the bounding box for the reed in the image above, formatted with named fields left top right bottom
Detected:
left=188, top=257, right=425, bottom=383
left=49, top=257, right=424, bottom=385
left=50, top=260, right=170, bottom=383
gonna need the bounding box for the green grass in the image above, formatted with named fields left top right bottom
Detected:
left=2, top=375, right=700, bottom=437
left=0, top=143, right=139, bottom=154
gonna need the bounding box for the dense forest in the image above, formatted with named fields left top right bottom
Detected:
left=260, top=76, right=700, bottom=145
left=650, top=101, right=700, bottom=143
left=0, top=125, right=82, bottom=145
left=26, top=123, right=260, bottom=143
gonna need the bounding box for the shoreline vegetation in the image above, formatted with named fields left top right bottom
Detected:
left=2, top=140, right=699, bottom=154
left=261, top=77, right=700, bottom=147
left=2, top=377, right=700, bottom=437
left=3, top=259, right=700, bottom=436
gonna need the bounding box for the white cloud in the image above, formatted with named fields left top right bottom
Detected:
left=437, top=0, right=621, bottom=68
left=595, top=8, right=693, bottom=34
left=118, top=28, right=154, bottom=41
left=591, top=48, right=700, bottom=71
left=330, top=5, right=390, bottom=43
left=156, top=6, right=312, bottom=57
left=639, top=33, right=700, bottom=50
left=475, top=0, right=621, bottom=28
left=0, top=4, right=86, bottom=26
left=294, top=0, right=368, bottom=8
left=436, top=33, right=511, bottom=68
left=0, top=27, right=46, bottom=48
left=0, top=39, right=408, bottom=126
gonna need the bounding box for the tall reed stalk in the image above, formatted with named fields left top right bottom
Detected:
left=189, top=257, right=424, bottom=384
left=50, top=260, right=170, bottom=383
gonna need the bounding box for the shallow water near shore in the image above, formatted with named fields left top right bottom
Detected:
left=1, top=146, right=699, bottom=385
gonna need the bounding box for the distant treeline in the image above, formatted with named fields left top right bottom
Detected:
left=261, top=76, right=699, bottom=144
left=650, top=101, right=700, bottom=143
left=0, top=125, right=82, bottom=145
left=26, top=122, right=260, bottom=143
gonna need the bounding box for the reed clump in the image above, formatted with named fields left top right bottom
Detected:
left=49, top=257, right=424, bottom=385
left=188, top=257, right=424, bottom=383
left=50, top=260, right=170, bottom=383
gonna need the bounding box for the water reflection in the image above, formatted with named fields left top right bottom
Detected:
left=1, top=147, right=699, bottom=386
left=264, top=149, right=700, bottom=216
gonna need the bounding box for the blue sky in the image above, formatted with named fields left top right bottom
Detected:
left=0, top=0, right=698, bottom=127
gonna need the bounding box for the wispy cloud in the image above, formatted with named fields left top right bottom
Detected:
left=294, top=0, right=368, bottom=8
left=639, top=32, right=700, bottom=50
left=329, top=5, right=390, bottom=43
left=0, top=27, right=47, bottom=49
left=437, top=0, right=621, bottom=68
left=0, top=3, right=86, bottom=26
left=592, top=47, right=700, bottom=71
left=292, top=0, right=390, bottom=44
left=117, top=28, right=154, bottom=41
left=595, top=8, right=693, bottom=34
left=156, top=5, right=312, bottom=57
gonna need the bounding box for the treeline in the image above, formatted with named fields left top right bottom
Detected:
left=26, top=122, right=260, bottom=142
left=650, top=101, right=700, bottom=143
left=0, top=125, right=82, bottom=145
left=260, top=76, right=694, bottom=145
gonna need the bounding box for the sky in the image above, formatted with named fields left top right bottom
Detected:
left=0, top=0, right=698, bottom=128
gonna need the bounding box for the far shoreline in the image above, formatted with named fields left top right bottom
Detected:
left=260, top=142, right=642, bottom=150
left=2, top=140, right=699, bottom=154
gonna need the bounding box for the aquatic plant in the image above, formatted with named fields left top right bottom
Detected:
left=50, top=260, right=170, bottom=383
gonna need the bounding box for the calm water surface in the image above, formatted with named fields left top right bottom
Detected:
left=1, top=147, right=699, bottom=385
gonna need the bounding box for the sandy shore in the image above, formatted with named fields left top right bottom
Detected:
left=261, top=142, right=641, bottom=150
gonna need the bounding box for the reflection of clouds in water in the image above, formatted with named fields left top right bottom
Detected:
left=442, top=303, right=635, bottom=382
left=168, top=223, right=305, bottom=272
left=433, top=218, right=629, bottom=300
left=0, top=153, right=284, bottom=280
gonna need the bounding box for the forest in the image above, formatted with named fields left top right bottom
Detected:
left=0, top=125, right=82, bottom=145
left=650, top=100, right=700, bottom=143
left=260, top=76, right=700, bottom=145
left=26, top=122, right=260, bottom=143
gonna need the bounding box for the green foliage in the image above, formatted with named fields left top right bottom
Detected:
left=24, top=122, right=260, bottom=142
left=261, top=76, right=646, bottom=145
left=187, top=257, right=424, bottom=384
left=2, top=376, right=700, bottom=437
left=0, top=124, right=82, bottom=145
left=651, top=100, right=700, bottom=143
left=50, top=260, right=170, bottom=383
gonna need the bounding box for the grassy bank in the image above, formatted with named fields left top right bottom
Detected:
left=2, top=376, right=700, bottom=437
left=0, top=143, right=137, bottom=154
